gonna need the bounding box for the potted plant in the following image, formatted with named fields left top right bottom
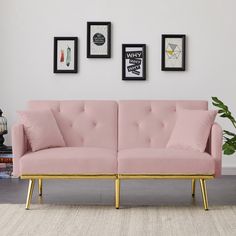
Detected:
left=212, top=97, right=236, bottom=155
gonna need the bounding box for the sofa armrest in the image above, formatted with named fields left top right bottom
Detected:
left=12, top=124, right=28, bottom=177
left=208, top=123, right=223, bottom=177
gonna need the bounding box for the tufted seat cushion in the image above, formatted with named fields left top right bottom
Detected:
left=118, top=148, right=215, bottom=174
left=20, top=147, right=117, bottom=175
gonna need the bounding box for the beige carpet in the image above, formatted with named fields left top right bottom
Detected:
left=1, top=204, right=236, bottom=236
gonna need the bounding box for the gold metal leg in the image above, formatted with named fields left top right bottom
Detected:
left=26, top=179, right=35, bottom=210
left=191, top=179, right=196, bottom=198
left=38, top=179, right=42, bottom=196
left=115, top=178, right=120, bottom=209
left=200, top=179, right=209, bottom=211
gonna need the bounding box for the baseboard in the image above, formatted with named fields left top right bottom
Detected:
left=222, top=167, right=236, bottom=175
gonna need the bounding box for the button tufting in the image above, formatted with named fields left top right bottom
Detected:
left=146, top=137, right=151, bottom=143
left=145, top=106, right=152, bottom=113
left=80, top=105, right=85, bottom=112
left=92, top=121, right=97, bottom=127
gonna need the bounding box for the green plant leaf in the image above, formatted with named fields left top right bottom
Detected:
left=224, top=148, right=235, bottom=155
left=212, top=97, right=223, bottom=104
left=220, top=114, right=228, bottom=118
left=212, top=102, right=219, bottom=107
left=212, top=97, right=236, bottom=129
left=218, top=110, right=225, bottom=114
left=224, top=130, right=236, bottom=136
left=223, top=142, right=236, bottom=155
left=212, top=97, right=236, bottom=155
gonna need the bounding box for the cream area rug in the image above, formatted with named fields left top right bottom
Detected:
left=1, top=204, right=236, bottom=236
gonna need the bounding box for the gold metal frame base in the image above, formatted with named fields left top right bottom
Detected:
left=192, top=179, right=196, bottom=198
left=25, top=179, right=35, bottom=210
left=118, top=174, right=214, bottom=180
left=21, top=174, right=213, bottom=210
left=38, top=179, right=42, bottom=196
left=200, top=179, right=209, bottom=210
left=21, top=174, right=116, bottom=180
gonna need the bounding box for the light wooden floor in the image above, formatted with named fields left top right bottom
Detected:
left=1, top=204, right=236, bottom=235
left=0, top=176, right=236, bottom=235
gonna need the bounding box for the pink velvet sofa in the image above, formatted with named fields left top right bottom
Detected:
left=12, top=100, right=222, bottom=210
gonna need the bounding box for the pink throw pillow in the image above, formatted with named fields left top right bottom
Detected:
left=18, top=109, right=65, bottom=152
left=167, top=108, right=217, bottom=152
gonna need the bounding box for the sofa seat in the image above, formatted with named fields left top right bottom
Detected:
left=118, top=148, right=215, bottom=175
left=20, top=147, right=117, bottom=175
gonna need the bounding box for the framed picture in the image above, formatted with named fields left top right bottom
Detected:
left=161, top=34, right=186, bottom=71
left=122, top=44, right=146, bottom=80
left=54, top=37, right=78, bottom=73
left=87, top=22, right=111, bottom=58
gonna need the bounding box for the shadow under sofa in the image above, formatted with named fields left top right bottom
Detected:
left=12, top=100, right=222, bottom=210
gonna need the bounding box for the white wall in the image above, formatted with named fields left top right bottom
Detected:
left=1, top=0, right=236, bottom=170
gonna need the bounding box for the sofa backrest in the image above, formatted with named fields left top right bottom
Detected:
left=28, top=101, right=118, bottom=150
left=118, top=100, right=208, bottom=150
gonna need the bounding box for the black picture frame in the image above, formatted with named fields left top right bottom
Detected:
left=161, top=34, right=186, bottom=71
left=122, top=44, right=146, bottom=80
left=54, top=37, right=78, bottom=73
left=87, top=22, right=111, bottom=58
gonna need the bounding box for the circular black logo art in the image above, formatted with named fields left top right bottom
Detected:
left=93, top=33, right=105, bottom=46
